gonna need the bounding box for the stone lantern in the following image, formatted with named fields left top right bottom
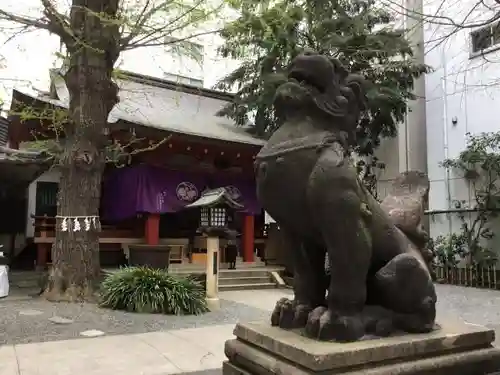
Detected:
left=186, top=187, right=243, bottom=310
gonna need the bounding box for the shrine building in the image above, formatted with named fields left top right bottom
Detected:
left=1, top=70, right=269, bottom=270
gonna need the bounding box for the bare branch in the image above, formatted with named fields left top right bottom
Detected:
left=105, top=134, right=171, bottom=167
left=124, top=28, right=220, bottom=50
left=382, top=0, right=500, bottom=30
left=0, top=9, right=50, bottom=31
left=119, top=0, right=160, bottom=49
left=118, top=0, right=223, bottom=51
left=2, top=23, right=34, bottom=46
left=132, top=0, right=207, bottom=43
left=39, top=0, right=72, bottom=42
left=0, top=7, right=67, bottom=39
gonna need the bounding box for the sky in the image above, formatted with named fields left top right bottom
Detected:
left=0, top=0, right=242, bottom=111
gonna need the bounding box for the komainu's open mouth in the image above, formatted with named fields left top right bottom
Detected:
left=288, top=68, right=325, bottom=93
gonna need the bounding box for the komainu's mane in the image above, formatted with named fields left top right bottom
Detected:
left=275, top=53, right=368, bottom=139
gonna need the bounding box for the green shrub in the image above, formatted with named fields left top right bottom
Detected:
left=186, top=273, right=206, bottom=290
left=99, top=267, right=208, bottom=315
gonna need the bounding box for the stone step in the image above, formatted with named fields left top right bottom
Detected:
left=9, top=271, right=42, bottom=280
left=219, top=276, right=272, bottom=286
left=9, top=273, right=41, bottom=288
left=219, top=283, right=277, bottom=291
left=7, top=266, right=285, bottom=290
left=219, top=270, right=271, bottom=279
left=169, top=268, right=205, bottom=274
left=169, top=264, right=268, bottom=273
left=169, top=269, right=274, bottom=277
left=10, top=270, right=111, bottom=289
left=10, top=279, right=39, bottom=289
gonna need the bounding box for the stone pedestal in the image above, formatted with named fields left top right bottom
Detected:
left=205, top=236, right=220, bottom=311
left=223, top=321, right=500, bottom=375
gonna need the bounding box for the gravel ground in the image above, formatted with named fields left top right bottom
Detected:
left=2, top=283, right=500, bottom=346
left=0, top=294, right=270, bottom=345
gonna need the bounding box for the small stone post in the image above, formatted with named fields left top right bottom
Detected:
left=205, top=236, right=220, bottom=311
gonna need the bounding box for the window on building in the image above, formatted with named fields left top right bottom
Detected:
left=163, top=72, right=203, bottom=87
left=164, top=36, right=204, bottom=82
left=471, top=23, right=500, bottom=54
left=35, top=182, right=58, bottom=217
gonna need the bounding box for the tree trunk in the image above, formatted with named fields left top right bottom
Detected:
left=42, top=0, right=120, bottom=302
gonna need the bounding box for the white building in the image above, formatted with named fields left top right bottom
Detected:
left=0, top=0, right=240, bottom=106
left=370, top=0, right=500, bottom=253
left=419, top=0, right=500, bottom=245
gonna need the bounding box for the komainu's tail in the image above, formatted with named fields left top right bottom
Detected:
left=380, top=171, right=434, bottom=267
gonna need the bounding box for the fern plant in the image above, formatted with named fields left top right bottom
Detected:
left=99, top=267, right=208, bottom=315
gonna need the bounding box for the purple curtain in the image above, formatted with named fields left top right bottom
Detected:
left=102, top=164, right=207, bottom=221
left=101, top=164, right=262, bottom=221
left=210, top=173, right=261, bottom=215
left=101, top=166, right=142, bottom=221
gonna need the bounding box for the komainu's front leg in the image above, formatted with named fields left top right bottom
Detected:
left=305, top=191, right=372, bottom=342
left=271, top=227, right=327, bottom=330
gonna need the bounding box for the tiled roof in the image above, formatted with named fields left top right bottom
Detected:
left=0, top=146, right=49, bottom=185
left=11, top=71, right=265, bottom=146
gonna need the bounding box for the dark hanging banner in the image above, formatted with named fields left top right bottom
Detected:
left=213, top=252, right=218, bottom=275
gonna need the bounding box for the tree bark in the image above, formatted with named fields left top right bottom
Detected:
left=42, top=0, right=120, bottom=302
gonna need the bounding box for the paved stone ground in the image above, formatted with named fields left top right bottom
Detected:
left=1, top=285, right=500, bottom=375
left=173, top=370, right=221, bottom=375
left=0, top=294, right=270, bottom=345
left=435, top=284, right=500, bottom=325
left=2, top=283, right=500, bottom=346
left=435, top=284, right=500, bottom=345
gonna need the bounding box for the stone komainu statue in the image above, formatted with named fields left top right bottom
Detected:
left=255, top=52, right=436, bottom=342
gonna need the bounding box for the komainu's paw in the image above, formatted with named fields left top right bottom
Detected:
left=392, top=301, right=436, bottom=334
left=361, top=306, right=396, bottom=337
left=304, top=306, right=365, bottom=342
left=270, top=298, right=313, bottom=329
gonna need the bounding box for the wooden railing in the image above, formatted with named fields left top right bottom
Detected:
left=434, top=265, right=500, bottom=290
left=32, top=215, right=268, bottom=267
left=32, top=215, right=139, bottom=243
left=33, top=215, right=268, bottom=243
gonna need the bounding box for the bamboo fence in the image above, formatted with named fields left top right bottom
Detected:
left=433, top=265, right=500, bottom=289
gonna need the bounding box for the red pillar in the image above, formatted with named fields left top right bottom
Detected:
left=144, top=214, right=160, bottom=245
left=36, top=243, right=50, bottom=269
left=242, top=215, right=255, bottom=262
left=9, top=138, right=19, bottom=149
left=36, top=216, right=50, bottom=269
left=8, top=121, right=20, bottom=150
